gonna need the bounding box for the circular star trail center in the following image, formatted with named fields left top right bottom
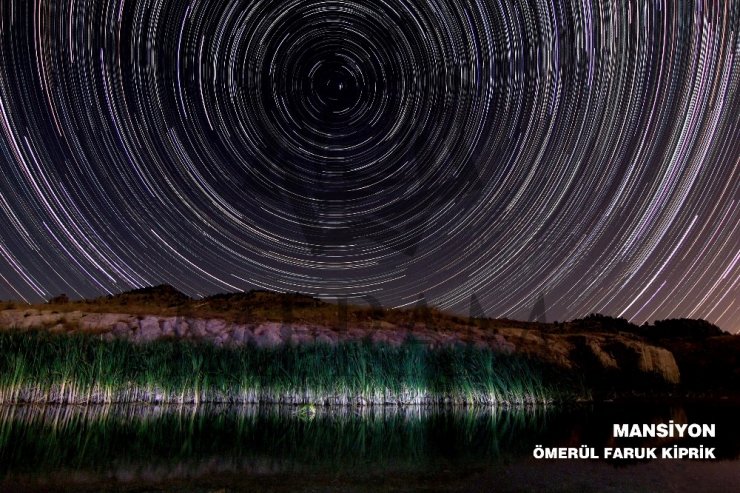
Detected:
left=0, top=1, right=737, bottom=331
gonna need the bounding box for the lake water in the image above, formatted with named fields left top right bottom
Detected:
left=1, top=401, right=737, bottom=492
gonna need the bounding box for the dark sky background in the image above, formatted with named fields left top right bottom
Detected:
left=0, top=1, right=737, bottom=331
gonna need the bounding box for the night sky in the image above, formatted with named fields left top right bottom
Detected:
left=0, top=1, right=737, bottom=331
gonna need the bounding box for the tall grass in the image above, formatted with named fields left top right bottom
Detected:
left=0, top=330, right=569, bottom=405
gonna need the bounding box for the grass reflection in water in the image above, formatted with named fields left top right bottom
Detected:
left=0, top=403, right=550, bottom=478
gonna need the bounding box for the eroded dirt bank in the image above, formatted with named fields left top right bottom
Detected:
left=0, top=307, right=680, bottom=385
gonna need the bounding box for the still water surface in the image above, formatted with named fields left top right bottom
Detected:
left=0, top=401, right=737, bottom=492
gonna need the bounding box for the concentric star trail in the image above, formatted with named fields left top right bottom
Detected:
left=0, top=1, right=738, bottom=331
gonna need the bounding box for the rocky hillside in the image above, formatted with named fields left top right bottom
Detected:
left=0, top=306, right=682, bottom=387
left=3, top=285, right=736, bottom=391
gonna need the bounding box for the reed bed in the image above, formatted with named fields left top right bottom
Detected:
left=0, top=330, right=566, bottom=405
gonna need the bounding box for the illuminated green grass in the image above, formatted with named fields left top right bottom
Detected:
left=0, top=330, right=570, bottom=405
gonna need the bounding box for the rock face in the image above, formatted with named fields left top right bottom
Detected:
left=253, top=323, right=283, bottom=348
left=0, top=308, right=681, bottom=385
left=136, top=316, right=162, bottom=342
left=494, top=328, right=681, bottom=385
left=632, top=342, right=681, bottom=384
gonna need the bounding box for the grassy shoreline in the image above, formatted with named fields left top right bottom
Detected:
left=0, top=330, right=574, bottom=406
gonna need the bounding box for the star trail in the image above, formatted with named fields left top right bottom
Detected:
left=0, top=1, right=737, bottom=331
